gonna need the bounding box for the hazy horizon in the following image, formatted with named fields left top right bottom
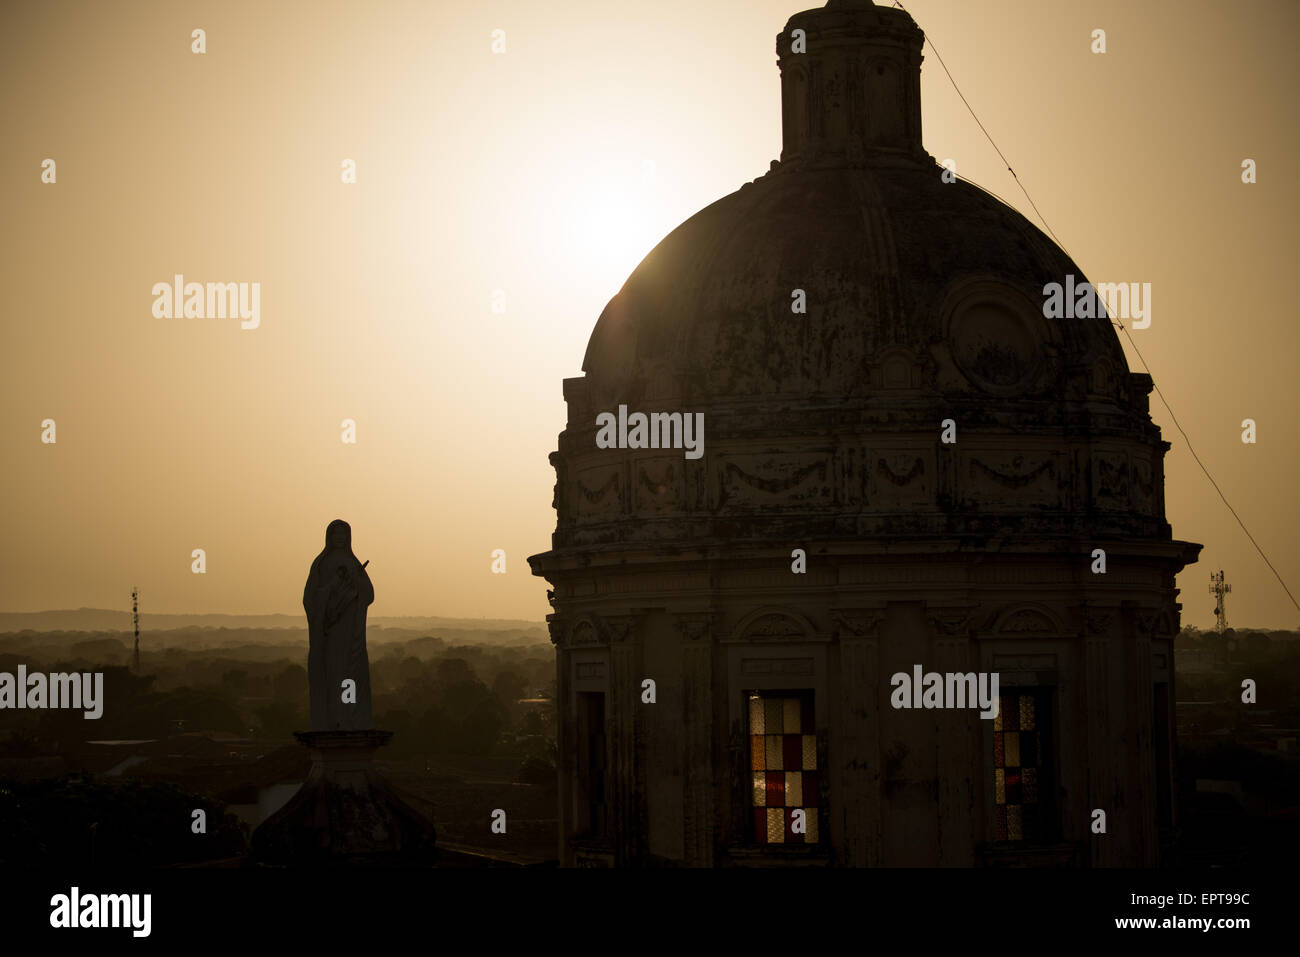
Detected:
left=0, top=607, right=548, bottom=634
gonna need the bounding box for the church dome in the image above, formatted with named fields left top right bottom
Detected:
left=547, top=0, right=1166, bottom=552
left=583, top=0, right=1131, bottom=406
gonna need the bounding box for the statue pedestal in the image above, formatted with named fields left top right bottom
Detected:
left=251, top=729, right=437, bottom=866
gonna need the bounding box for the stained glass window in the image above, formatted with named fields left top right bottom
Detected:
left=992, top=688, right=1053, bottom=842
left=747, top=691, right=819, bottom=843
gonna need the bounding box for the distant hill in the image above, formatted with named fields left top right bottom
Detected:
left=0, top=608, right=546, bottom=635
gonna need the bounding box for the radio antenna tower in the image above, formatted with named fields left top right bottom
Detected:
left=1209, top=570, right=1231, bottom=636
left=132, top=586, right=141, bottom=671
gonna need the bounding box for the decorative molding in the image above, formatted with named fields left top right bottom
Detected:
left=672, top=612, right=715, bottom=642
left=1074, top=602, right=1118, bottom=637
left=1134, top=609, right=1162, bottom=637
left=600, top=614, right=641, bottom=644
left=876, top=455, right=925, bottom=487
left=999, top=609, right=1055, bottom=634
left=545, top=614, right=565, bottom=646
left=869, top=346, right=925, bottom=391
left=1084, top=613, right=1113, bottom=635
left=970, top=456, right=1054, bottom=489
left=927, top=605, right=978, bottom=637
left=988, top=604, right=1062, bottom=637
left=831, top=609, right=884, bottom=640
left=723, top=459, right=827, bottom=494
left=570, top=618, right=602, bottom=647
left=577, top=472, right=620, bottom=504
left=943, top=280, right=1045, bottom=395
left=745, top=613, right=806, bottom=640
left=637, top=463, right=678, bottom=495
left=1131, top=459, right=1155, bottom=500
left=1094, top=454, right=1129, bottom=507
left=729, top=606, right=817, bottom=643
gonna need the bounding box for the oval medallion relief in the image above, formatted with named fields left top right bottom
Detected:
left=946, top=284, right=1043, bottom=395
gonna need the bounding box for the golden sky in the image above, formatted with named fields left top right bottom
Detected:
left=1, top=0, right=1297, bottom=627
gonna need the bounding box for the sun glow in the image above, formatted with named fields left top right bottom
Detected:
left=542, top=158, right=675, bottom=305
